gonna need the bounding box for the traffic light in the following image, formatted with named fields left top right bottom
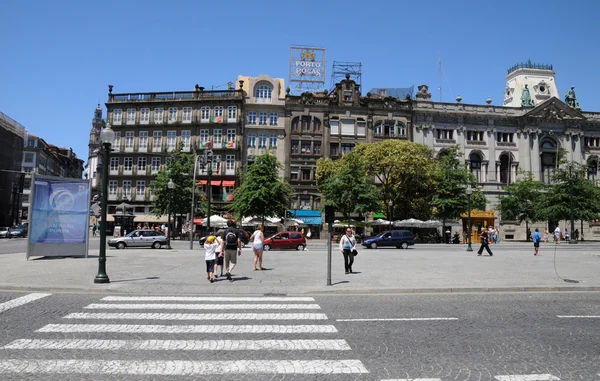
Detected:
left=325, top=205, right=335, bottom=224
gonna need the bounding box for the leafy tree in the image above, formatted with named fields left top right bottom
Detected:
left=497, top=170, right=544, bottom=224
left=317, top=151, right=381, bottom=220
left=537, top=161, right=600, bottom=224
left=230, top=153, right=293, bottom=222
left=431, top=146, right=486, bottom=233
left=354, top=140, right=438, bottom=220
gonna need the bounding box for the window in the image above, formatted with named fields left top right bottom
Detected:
left=182, top=107, right=192, bottom=123
left=497, top=132, right=514, bottom=143
left=227, top=106, right=237, bottom=121
left=108, top=180, right=117, bottom=195
left=213, top=106, right=223, bottom=123
left=341, top=119, right=354, bottom=135
left=291, top=117, right=300, bottom=132
left=201, top=107, right=210, bottom=122
left=587, top=158, right=598, bottom=181
left=136, top=181, right=146, bottom=196
left=301, top=141, right=311, bottom=154
left=153, top=108, right=164, bottom=124
left=226, top=129, right=236, bottom=146
left=291, top=140, right=299, bottom=154
left=168, top=107, right=178, bottom=123
left=269, top=133, right=277, bottom=148
left=270, top=113, right=278, bottom=126
left=330, top=143, right=339, bottom=156
left=24, top=153, right=34, bottom=163
left=469, top=152, right=482, bottom=182
left=125, top=132, right=134, bottom=150
left=27, top=139, right=35, bottom=147
left=212, top=154, right=222, bottom=173
left=247, top=133, right=256, bottom=148
left=167, top=131, right=177, bottom=150
left=140, top=108, right=149, bottom=124
left=258, top=133, right=267, bottom=148
left=126, top=108, right=136, bottom=124
left=255, top=84, right=272, bottom=101
left=123, top=157, right=133, bottom=172
left=313, top=118, right=322, bottom=133
left=357, top=120, right=366, bottom=136
left=181, top=130, right=191, bottom=150
left=467, top=131, right=484, bottom=141
left=110, top=157, right=119, bottom=171
left=137, top=157, right=147, bottom=172
left=343, top=90, right=352, bottom=102
left=302, top=116, right=311, bottom=133
left=436, top=129, right=454, bottom=140
left=397, top=122, right=406, bottom=136
left=152, top=131, right=162, bottom=151
left=247, top=111, right=257, bottom=125
left=113, top=132, right=121, bottom=150
left=200, top=129, right=209, bottom=146
left=122, top=180, right=132, bottom=197
left=313, top=142, right=321, bottom=155
left=113, top=109, right=122, bottom=125
left=213, top=129, right=222, bottom=146
left=226, top=155, right=235, bottom=170
left=341, top=143, right=354, bottom=154
left=330, top=120, right=339, bottom=135
left=259, top=112, right=268, bottom=125
left=302, top=169, right=311, bottom=180
left=138, top=131, right=148, bottom=151
left=151, top=157, right=161, bottom=173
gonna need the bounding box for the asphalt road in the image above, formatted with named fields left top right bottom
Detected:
left=0, top=291, right=598, bottom=380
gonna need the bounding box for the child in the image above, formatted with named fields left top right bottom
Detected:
left=204, top=236, right=218, bottom=283
left=214, top=231, right=224, bottom=278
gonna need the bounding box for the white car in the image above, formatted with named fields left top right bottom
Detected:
left=0, top=227, right=9, bottom=239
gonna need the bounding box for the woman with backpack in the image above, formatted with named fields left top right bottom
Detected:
left=250, top=224, right=265, bottom=271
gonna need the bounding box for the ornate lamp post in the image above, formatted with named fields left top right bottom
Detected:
left=466, top=185, right=473, bottom=252
left=189, top=153, right=204, bottom=249
left=388, top=200, right=393, bottom=231
left=166, top=179, right=175, bottom=249
left=94, top=123, right=115, bottom=284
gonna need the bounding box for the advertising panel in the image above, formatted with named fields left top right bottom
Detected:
left=289, top=46, right=326, bottom=89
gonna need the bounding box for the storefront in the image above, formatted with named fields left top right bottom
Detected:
left=288, top=209, right=322, bottom=239
left=460, top=209, right=496, bottom=244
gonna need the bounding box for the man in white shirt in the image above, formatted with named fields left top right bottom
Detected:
left=554, top=226, right=561, bottom=244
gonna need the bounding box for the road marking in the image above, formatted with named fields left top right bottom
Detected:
left=0, top=359, right=369, bottom=375
left=381, top=379, right=442, bottom=381
left=37, top=324, right=339, bottom=333
left=0, top=293, right=51, bottom=314
left=85, top=303, right=321, bottom=310
left=2, top=339, right=351, bottom=351
left=336, top=318, right=458, bottom=322
left=102, top=296, right=315, bottom=302
left=557, top=315, right=600, bottom=318
left=494, top=375, right=560, bottom=381
left=64, top=312, right=329, bottom=320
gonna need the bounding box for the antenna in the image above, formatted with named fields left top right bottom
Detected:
left=438, top=55, right=442, bottom=102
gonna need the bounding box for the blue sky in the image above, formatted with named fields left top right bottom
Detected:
left=1, top=0, right=598, bottom=168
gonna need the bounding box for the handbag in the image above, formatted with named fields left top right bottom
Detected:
left=351, top=249, right=358, bottom=256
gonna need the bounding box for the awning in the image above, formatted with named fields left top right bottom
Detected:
left=373, top=212, right=385, bottom=219
left=197, top=180, right=207, bottom=185
left=211, top=180, right=222, bottom=186
left=301, top=217, right=323, bottom=225
left=193, top=218, right=203, bottom=225
left=133, top=215, right=168, bottom=223
left=290, top=209, right=321, bottom=217
left=222, top=180, right=235, bottom=187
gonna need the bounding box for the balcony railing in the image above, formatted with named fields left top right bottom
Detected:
left=109, top=89, right=244, bottom=103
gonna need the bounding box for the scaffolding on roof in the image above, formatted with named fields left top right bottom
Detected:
left=330, top=61, right=362, bottom=90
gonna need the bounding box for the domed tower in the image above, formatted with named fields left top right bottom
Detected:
left=87, top=104, right=105, bottom=188
left=503, top=60, right=559, bottom=108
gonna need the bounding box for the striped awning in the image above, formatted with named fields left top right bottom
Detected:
left=133, top=215, right=168, bottom=223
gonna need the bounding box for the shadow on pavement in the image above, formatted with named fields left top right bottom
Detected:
left=110, top=276, right=160, bottom=283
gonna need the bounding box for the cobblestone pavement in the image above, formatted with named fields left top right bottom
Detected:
left=1, top=291, right=599, bottom=380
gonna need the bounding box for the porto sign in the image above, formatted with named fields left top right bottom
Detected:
left=289, top=46, right=326, bottom=85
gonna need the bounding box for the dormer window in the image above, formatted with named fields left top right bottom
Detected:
left=343, top=90, right=352, bottom=102
left=255, top=84, right=272, bottom=103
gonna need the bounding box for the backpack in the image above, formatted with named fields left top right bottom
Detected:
left=225, top=229, right=238, bottom=248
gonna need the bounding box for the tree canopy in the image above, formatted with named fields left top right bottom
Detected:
left=497, top=170, right=544, bottom=223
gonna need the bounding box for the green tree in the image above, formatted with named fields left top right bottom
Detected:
left=230, top=153, right=294, bottom=222
left=431, top=147, right=486, bottom=232
left=497, top=170, right=544, bottom=235
left=317, top=151, right=381, bottom=220
left=354, top=140, right=438, bottom=220
left=537, top=161, right=600, bottom=224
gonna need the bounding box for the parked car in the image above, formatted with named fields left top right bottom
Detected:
left=9, top=225, right=27, bottom=238
left=0, top=227, right=9, bottom=238
left=263, top=231, right=306, bottom=251
left=108, top=229, right=168, bottom=249
left=198, top=229, right=249, bottom=248
left=362, top=230, right=414, bottom=249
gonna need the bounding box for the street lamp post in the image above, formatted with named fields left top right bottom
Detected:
left=466, top=185, right=473, bottom=251
left=388, top=200, right=393, bottom=231
left=94, top=123, right=115, bottom=284
left=166, top=179, right=175, bottom=249
left=189, top=152, right=204, bottom=250
left=569, top=166, right=577, bottom=244
left=205, top=146, right=213, bottom=234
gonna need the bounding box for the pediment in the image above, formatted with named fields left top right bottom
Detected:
left=522, top=97, right=586, bottom=121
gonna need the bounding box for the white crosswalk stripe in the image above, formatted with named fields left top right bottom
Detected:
left=494, top=375, right=560, bottom=381
left=0, top=293, right=51, bottom=314
left=0, top=295, right=367, bottom=377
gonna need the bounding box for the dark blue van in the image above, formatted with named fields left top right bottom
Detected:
left=362, top=230, right=414, bottom=249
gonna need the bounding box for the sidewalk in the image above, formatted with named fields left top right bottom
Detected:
left=0, top=240, right=599, bottom=295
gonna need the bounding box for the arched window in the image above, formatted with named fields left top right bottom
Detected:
left=587, top=157, right=598, bottom=181
left=255, top=84, right=272, bottom=102
left=499, top=153, right=513, bottom=184
left=313, top=118, right=322, bottom=134
left=540, top=138, right=558, bottom=184
left=374, top=121, right=382, bottom=136
left=291, top=117, right=300, bottom=133
left=469, top=152, right=482, bottom=182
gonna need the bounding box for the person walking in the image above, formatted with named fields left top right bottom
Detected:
left=92, top=224, right=97, bottom=237
left=339, top=227, right=357, bottom=274
left=221, top=220, right=242, bottom=282
left=250, top=224, right=265, bottom=271
left=543, top=229, right=549, bottom=243
left=204, top=236, right=218, bottom=283
left=213, top=230, right=224, bottom=278
left=554, top=226, right=561, bottom=244
left=477, top=228, right=493, bottom=256
left=533, top=228, right=541, bottom=256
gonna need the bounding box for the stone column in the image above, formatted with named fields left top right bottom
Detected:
left=531, top=131, right=541, bottom=180
left=487, top=128, right=497, bottom=182
left=520, top=131, right=531, bottom=175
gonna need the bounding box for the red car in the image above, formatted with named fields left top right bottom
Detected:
left=263, top=232, right=306, bottom=251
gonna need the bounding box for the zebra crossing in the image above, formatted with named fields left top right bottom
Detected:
left=0, top=294, right=369, bottom=377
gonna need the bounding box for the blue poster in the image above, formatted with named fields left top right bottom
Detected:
left=29, top=179, right=90, bottom=244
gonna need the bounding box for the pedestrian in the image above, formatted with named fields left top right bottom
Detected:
left=213, top=230, right=224, bottom=278
left=221, top=219, right=242, bottom=282
left=543, top=229, right=549, bottom=243
left=204, top=236, right=218, bottom=283
left=574, top=228, right=579, bottom=241
left=565, top=229, right=570, bottom=241
left=526, top=228, right=532, bottom=242
left=306, top=229, right=312, bottom=240
left=477, top=228, right=493, bottom=256
left=554, top=226, right=561, bottom=244
left=533, top=228, right=541, bottom=256
left=339, top=227, right=357, bottom=274
left=250, top=224, right=265, bottom=271
left=92, top=224, right=97, bottom=236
